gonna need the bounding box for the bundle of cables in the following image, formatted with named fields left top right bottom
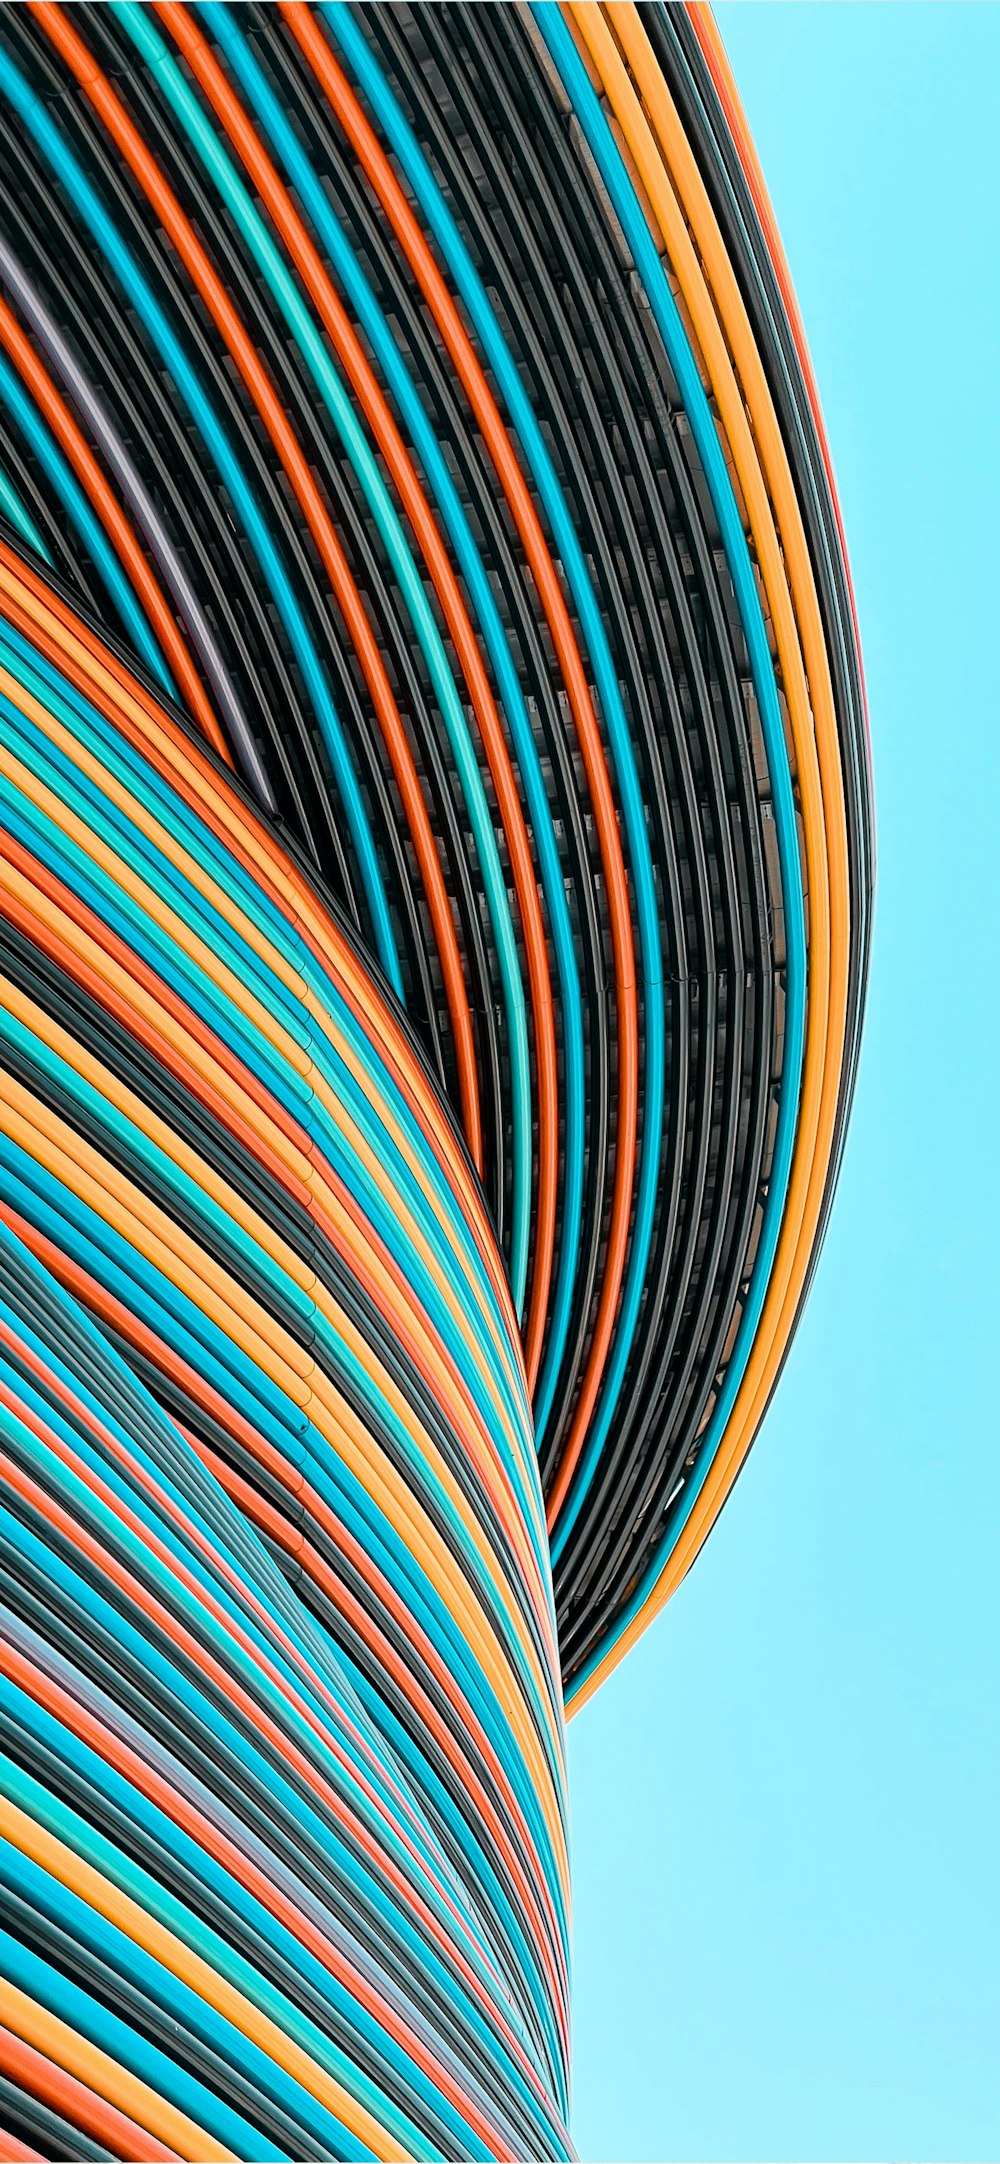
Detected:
left=0, top=6, right=872, bottom=2158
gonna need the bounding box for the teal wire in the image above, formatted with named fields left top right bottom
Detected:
left=185, top=0, right=581, bottom=1408
left=0, top=455, right=53, bottom=564
left=0, top=42, right=403, bottom=997
left=0, top=349, right=174, bottom=689
left=539, top=8, right=807, bottom=1689
left=119, top=0, right=533, bottom=1318
left=322, top=3, right=667, bottom=1492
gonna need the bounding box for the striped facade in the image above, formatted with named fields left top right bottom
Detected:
left=0, top=7, right=872, bottom=2159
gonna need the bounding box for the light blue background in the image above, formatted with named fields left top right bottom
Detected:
left=568, top=7, right=1000, bottom=2159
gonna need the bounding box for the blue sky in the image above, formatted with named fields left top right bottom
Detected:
left=568, top=8, right=1000, bottom=2159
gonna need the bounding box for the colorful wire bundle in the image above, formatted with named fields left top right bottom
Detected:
left=0, top=5, right=872, bottom=2157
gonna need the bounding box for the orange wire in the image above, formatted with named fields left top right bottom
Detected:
left=29, top=0, right=485, bottom=1172
left=686, top=2, right=869, bottom=746
left=279, top=0, right=639, bottom=1517
left=0, top=538, right=527, bottom=1420
left=0, top=2019, right=181, bottom=2162
left=153, top=0, right=559, bottom=1385
left=0, top=292, right=230, bottom=763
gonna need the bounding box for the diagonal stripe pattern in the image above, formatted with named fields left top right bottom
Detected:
left=0, top=6, right=872, bottom=2156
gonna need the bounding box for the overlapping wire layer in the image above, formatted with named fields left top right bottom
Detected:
left=0, top=4, right=872, bottom=2159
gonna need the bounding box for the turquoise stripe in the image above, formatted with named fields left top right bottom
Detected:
left=0, top=457, right=53, bottom=564
left=0, top=41, right=403, bottom=995
left=0, top=350, right=174, bottom=688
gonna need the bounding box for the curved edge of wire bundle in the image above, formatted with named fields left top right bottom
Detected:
left=0, top=3, right=872, bottom=2158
